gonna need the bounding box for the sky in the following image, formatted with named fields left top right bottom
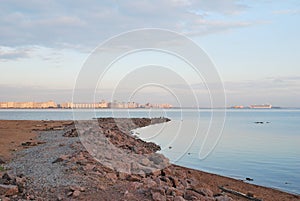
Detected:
left=0, top=0, right=299, bottom=107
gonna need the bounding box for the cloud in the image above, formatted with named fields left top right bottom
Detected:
left=0, top=46, right=32, bottom=61
left=0, top=0, right=254, bottom=50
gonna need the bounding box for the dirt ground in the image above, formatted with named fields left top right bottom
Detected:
left=0, top=120, right=72, bottom=161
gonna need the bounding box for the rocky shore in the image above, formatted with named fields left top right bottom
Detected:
left=0, top=119, right=299, bottom=201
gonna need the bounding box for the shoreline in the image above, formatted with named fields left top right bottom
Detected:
left=0, top=119, right=299, bottom=200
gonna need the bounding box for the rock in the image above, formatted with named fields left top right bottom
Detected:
left=59, top=155, right=69, bottom=161
left=2, top=173, right=13, bottom=181
left=73, top=190, right=80, bottom=197
left=246, top=177, right=254, bottom=181
left=97, top=184, right=106, bottom=190
left=0, top=184, right=19, bottom=196
left=149, top=154, right=164, bottom=165
left=246, top=191, right=254, bottom=197
left=0, top=157, right=5, bottom=164
left=151, top=170, right=162, bottom=177
left=83, top=164, right=96, bottom=171
left=184, top=189, right=206, bottom=200
left=174, top=196, right=186, bottom=201
left=69, top=186, right=85, bottom=192
left=106, top=173, right=117, bottom=181
left=118, top=172, right=128, bottom=180
left=140, top=158, right=151, bottom=166
left=0, top=196, right=11, bottom=201
left=215, top=195, right=233, bottom=201
left=21, top=141, right=45, bottom=147
left=151, top=187, right=166, bottom=196
left=161, top=168, right=172, bottom=176
left=143, top=178, right=157, bottom=188
left=152, top=192, right=166, bottom=201
left=124, top=191, right=135, bottom=199
left=168, top=176, right=180, bottom=188
left=126, top=174, right=141, bottom=182
left=130, top=182, right=143, bottom=190
left=180, top=179, right=190, bottom=188
left=198, top=188, right=213, bottom=197
left=63, top=128, right=78, bottom=137
left=52, top=157, right=64, bottom=164
left=15, top=177, right=26, bottom=192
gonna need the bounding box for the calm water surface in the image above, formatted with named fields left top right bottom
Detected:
left=0, top=109, right=299, bottom=194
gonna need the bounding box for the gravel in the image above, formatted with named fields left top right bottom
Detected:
left=7, top=130, right=83, bottom=193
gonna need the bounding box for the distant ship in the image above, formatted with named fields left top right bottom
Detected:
left=249, top=104, right=272, bottom=109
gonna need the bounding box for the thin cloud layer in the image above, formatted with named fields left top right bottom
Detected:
left=0, top=0, right=251, bottom=49
left=224, top=77, right=300, bottom=107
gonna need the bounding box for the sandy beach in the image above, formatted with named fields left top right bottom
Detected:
left=0, top=119, right=299, bottom=201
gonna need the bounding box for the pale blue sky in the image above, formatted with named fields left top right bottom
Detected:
left=0, top=0, right=299, bottom=107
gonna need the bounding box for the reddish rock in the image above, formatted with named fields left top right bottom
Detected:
left=215, top=195, right=233, bottom=201
left=118, top=172, right=128, bottom=180
left=151, top=187, right=166, bottom=196
left=69, top=185, right=86, bottom=192
left=129, top=182, right=143, bottom=190
left=0, top=196, right=11, bottom=201
left=126, top=174, right=141, bottom=182
left=97, top=184, right=106, bottom=190
left=168, top=176, right=180, bottom=188
left=124, top=191, right=135, bottom=200
left=140, top=158, right=151, bottom=166
left=0, top=184, right=19, bottom=196
left=143, top=178, right=157, bottom=188
left=57, top=195, right=63, bottom=201
left=198, top=188, right=213, bottom=197
left=174, top=196, right=186, bottom=201
left=106, top=172, right=117, bottom=181
left=151, top=170, right=162, bottom=177
left=0, top=157, right=5, bottom=164
left=83, top=164, right=96, bottom=171
left=15, top=176, right=26, bottom=192
left=161, top=168, right=172, bottom=176
left=59, top=155, right=69, bottom=161
left=73, top=190, right=80, bottom=197
left=184, top=189, right=206, bottom=200
left=152, top=191, right=166, bottom=201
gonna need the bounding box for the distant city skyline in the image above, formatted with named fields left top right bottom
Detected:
left=0, top=1, right=299, bottom=107
left=0, top=100, right=173, bottom=109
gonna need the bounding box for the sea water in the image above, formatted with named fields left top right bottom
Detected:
left=0, top=109, right=299, bottom=194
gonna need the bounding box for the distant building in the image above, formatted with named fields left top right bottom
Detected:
left=61, top=100, right=109, bottom=109
left=0, top=101, right=57, bottom=109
